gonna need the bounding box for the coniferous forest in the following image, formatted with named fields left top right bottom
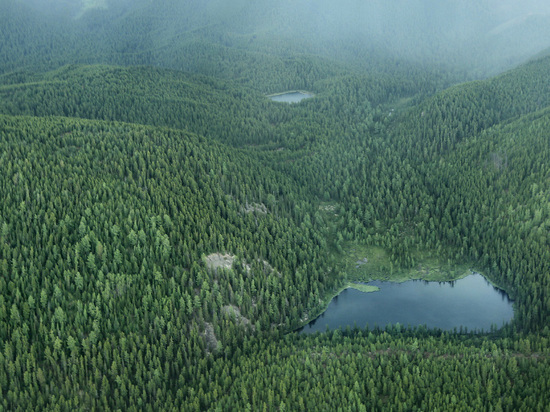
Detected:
left=1, top=0, right=550, bottom=410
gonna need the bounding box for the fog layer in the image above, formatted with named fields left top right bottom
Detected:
left=4, top=0, right=550, bottom=77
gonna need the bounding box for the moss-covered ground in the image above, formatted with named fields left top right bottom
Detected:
left=341, top=243, right=472, bottom=283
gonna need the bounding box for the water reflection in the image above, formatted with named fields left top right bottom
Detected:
left=269, top=91, right=313, bottom=103
left=299, top=273, right=514, bottom=334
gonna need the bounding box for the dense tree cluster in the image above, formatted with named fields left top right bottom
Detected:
left=196, top=328, right=550, bottom=411
left=0, top=114, right=341, bottom=409
left=1, top=2, right=550, bottom=409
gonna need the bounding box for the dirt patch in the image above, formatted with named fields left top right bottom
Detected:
left=488, top=151, right=508, bottom=171
left=205, top=253, right=235, bottom=272
left=205, top=253, right=251, bottom=275
left=319, top=204, right=337, bottom=213
left=222, top=305, right=254, bottom=330
left=260, top=259, right=281, bottom=277
left=205, top=253, right=280, bottom=278
left=242, top=202, right=268, bottom=214
left=202, top=322, right=219, bottom=353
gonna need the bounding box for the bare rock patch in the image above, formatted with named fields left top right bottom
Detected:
left=205, top=253, right=235, bottom=271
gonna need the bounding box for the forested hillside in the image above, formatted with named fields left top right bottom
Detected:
left=0, top=64, right=432, bottom=148
left=0, top=114, right=345, bottom=409
left=1, top=0, right=550, bottom=410
left=331, top=57, right=550, bottom=330
left=4, top=0, right=550, bottom=80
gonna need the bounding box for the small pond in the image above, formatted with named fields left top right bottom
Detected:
left=269, top=91, right=313, bottom=103
left=299, top=273, right=514, bottom=334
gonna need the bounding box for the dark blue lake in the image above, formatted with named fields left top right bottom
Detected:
left=269, top=91, right=313, bottom=103
left=299, top=273, right=514, bottom=334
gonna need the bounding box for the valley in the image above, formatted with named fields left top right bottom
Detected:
left=1, top=1, right=549, bottom=410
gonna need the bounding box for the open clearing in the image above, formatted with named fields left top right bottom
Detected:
left=205, top=253, right=235, bottom=271
left=341, top=244, right=472, bottom=283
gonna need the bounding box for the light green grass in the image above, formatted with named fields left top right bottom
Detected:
left=317, top=201, right=472, bottom=288
left=341, top=243, right=472, bottom=283
left=306, top=202, right=475, bottom=331
left=346, top=282, right=380, bottom=293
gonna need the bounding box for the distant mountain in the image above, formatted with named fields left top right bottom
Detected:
left=1, top=2, right=550, bottom=410
left=2, top=0, right=550, bottom=79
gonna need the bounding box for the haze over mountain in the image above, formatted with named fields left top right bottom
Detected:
left=3, top=0, right=550, bottom=79
left=1, top=0, right=550, bottom=410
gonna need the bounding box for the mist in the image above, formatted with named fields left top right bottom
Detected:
left=11, top=0, right=108, bottom=18
left=3, top=0, right=550, bottom=78
left=230, top=0, right=550, bottom=76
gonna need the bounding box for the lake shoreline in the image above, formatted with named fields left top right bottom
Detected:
left=294, top=268, right=514, bottom=334
left=294, top=281, right=378, bottom=331
left=299, top=272, right=514, bottom=334
left=266, top=90, right=314, bottom=98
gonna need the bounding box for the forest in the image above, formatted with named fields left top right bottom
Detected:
left=1, top=0, right=550, bottom=410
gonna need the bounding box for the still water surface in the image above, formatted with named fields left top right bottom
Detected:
left=300, top=273, right=514, bottom=334
left=269, top=91, right=313, bottom=103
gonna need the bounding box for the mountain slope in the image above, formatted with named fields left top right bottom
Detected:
left=4, top=0, right=550, bottom=82
left=1, top=4, right=550, bottom=409
left=0, top=113, right=347, bottom=409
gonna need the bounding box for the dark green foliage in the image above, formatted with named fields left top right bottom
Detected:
left=196, top=329, right=550, bottom=411
left=1, top=4, right=550, bottom=408
left=334, top=57, right=550, bottom=330
left=0, top=114, right=339, bottom=409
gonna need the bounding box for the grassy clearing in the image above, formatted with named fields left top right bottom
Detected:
left=341, top=242, right=472, bottom=283
left=346, top=282, right=380, bottom=293
left=317, top=202, right=470, bottom=284
left=305, top=201, right=474, bottom=330
left=322, top=281, right=380, bottom=310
